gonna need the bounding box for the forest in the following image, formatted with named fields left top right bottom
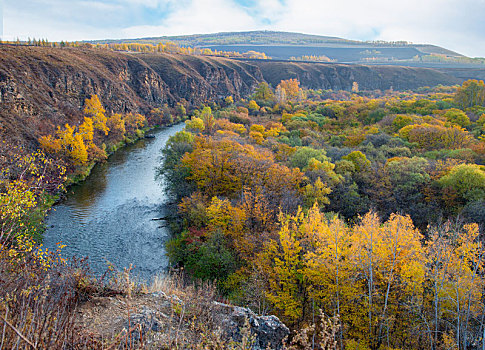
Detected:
left=160, top=79, right=485, bottom=349
left=1, top=74, right=485, bottom=348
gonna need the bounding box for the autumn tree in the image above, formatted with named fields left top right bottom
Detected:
left=107, top=113, right=126, bottom=143
left=56, top=124, right=88, bottom=166
left=224, top=96, right=234, bottom=105
left=124, top=113, right=147, bottom=134
left=0, top=144, right=65, bottom=242
left=200, top=106, right=215, bottom=135
left=444, top=108, right=471, bottom=127
left=259, top=208, right=311, bottom=323
left=83, top=95, right=109, bottom=135
left=278, top=79, right=302, bottom=102
left=454, top=79, right=485, bottom=109
left=248, top=100, right=260, bottom=114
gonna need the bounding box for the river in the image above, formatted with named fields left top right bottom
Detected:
left=43, top=123, right=185, bottom=281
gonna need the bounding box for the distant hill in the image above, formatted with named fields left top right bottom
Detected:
left=92, top=31, right=464, bottom=62
left=94, top=31, right=358, bottom=46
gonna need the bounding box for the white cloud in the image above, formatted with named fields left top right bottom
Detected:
left=3, top=0, right=485, bottom=57
left=121, top=0, right=261, bottom=38
left=270, top=0, right=485, bottom=56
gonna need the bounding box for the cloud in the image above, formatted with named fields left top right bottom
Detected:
left=2, top=0, right=485, bottom=57
left=269, top=0, right=485, bottom=57
left=121, top=0, right=260, bottom=38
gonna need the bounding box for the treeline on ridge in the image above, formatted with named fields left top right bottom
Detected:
left=0, top=38, right=270, bottom=59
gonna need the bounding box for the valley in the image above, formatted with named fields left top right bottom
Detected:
left=1, top=34, right=485, bottom=349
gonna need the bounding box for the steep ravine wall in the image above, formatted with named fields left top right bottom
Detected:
left=0, top=46, right=460, bottom=146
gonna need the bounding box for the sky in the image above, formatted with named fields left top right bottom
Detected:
left=2, top=0, right=485, bottom=57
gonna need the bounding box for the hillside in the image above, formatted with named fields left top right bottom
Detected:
left=94, top=30, right=461, bottom=55
left=93, top=30, right=464, bottom=62
left=251, top=60, right=459, bottom=90
left=0, top=45, right=460, bottom=147
left=97, top=30, right=358, bottom=46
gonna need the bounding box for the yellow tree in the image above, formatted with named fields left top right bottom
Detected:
left=302, top=177, right=332, bottom=208
left=206, top=196, right=250, bottom=258
left=259, top=208, right=310, bottom=324
left=349, top=212, right=426, bottom=349
left=303, top=205, right=353, bottom=348
left=84, top=95, right=109, bottom=135
left=79, top=117, right=94, bottom=143
left=56, top=124, right=88, bottom=165
left=248, top=100, right=260, bottom=112
left=278, top=79, right=301, bottom=102
left=107, top=113, right=126, bottom=142
left=225, top=96, right=234, bottom=105
left=428, top=223, right=484, bottom=349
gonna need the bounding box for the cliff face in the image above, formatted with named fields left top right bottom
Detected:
left=0, top=47, right=171, bottom=144
left=0, top=46, right=265, bottom=145
left=139, top=54, right=263, bottom=104
left=0, top=45, right=460, bottom=146
left=251, top=60, right=461, bottom=91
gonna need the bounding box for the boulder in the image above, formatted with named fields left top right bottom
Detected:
left=212, top=301, right=290, bottom=350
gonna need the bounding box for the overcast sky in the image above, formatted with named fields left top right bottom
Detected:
left=2, top=0, right=485, bottom=57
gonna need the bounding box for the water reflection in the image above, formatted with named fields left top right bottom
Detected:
left=44, top=124, right=185, bottom=281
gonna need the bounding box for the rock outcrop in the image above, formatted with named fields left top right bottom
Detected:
left=77, top=290, right=289, bottom=349
left=211, top=301, right=290, bottom=349
left=253, top=60, right=461, bottom=91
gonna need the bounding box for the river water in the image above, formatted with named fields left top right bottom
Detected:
left=43, top=123, right=185, bottom=281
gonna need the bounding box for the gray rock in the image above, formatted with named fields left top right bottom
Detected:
left=126, top=306, right=163, bottom=334
left=212, top=301, right=290, bottom=350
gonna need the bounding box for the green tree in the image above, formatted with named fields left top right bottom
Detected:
left=289, top=147, right=330, bottom=170
left=200, top=106, right=215, bottom=135
left=438, top=164, right=485, bottom=203
left=252, top=82, right=275, bottom=102
left=444, top=108, right=471, bottom=127
left=342, top=151, right=370, bottom=172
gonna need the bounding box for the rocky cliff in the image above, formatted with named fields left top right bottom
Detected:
left=0, top=45, right=460, bottom=146
left=253, top=60, right=461, bottom=91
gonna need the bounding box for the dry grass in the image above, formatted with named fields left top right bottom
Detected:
left=73, top=271, right=260, bottom=349
left=0, top=250, right=89, bottom=350
left=283, top=311, right=341, bottom=350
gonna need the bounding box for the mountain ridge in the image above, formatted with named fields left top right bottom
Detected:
left=91, top=30, right=464, bottom=58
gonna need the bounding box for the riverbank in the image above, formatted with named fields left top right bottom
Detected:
left=65, top=122, right=182, bottom=187
left=37, top=121, right=186, bottom=242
